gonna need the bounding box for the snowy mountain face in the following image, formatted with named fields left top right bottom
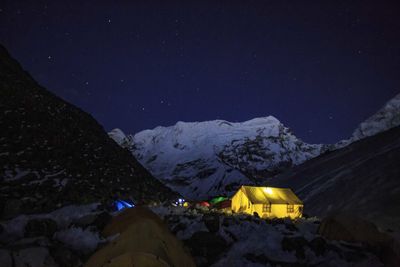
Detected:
left=110, top=117, right=326, bottom=199
left=352, top=93, right=400, bottom=140
left=336, top=93, right=400, bottom=148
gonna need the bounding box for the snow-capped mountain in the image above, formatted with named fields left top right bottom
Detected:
left=109, top=117, right=326, bottom=199
left=336, top=93, right=400, bottom=148
left=352, top=93, right=400, bottom=140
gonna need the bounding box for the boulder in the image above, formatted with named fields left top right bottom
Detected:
left=318, top=214, right=388, bottom=244
left=74, top=214, right=98, bottom=227
left=0, top=249, right=12, bottom=267
left=202, top=214, right=220, bottom=233
left=50, top=245, right=81, bottom=267
left=85, top=207, right=195, bottom=267
left=318, top=214, right=400, bottom=267
left=2, top=199, right=22, bottom=219
left=13, top=247, right=58, bottom=267
left=24, top=218, right=58, bottom=238
left=281, top=236, right=308, bottom=259
left=92, top=212, right=112, bottom=231
left=184, top=231, right=228, bottom=266
left=222, top=216, right=236, bottom=227
left=308, top=237, right=326, bottom=256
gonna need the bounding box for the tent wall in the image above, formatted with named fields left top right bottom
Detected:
left=246, top=203, right=303, bottom=219
left=231, top=186, right=303, bottom=219
left=232, top=189, right=251, bottom=213
left=265, top=204, right=302, bottom=219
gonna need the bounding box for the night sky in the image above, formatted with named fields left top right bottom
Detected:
left=1, top=1, right=399, bottom=143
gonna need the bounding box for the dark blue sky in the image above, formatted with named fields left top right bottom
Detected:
left=1, top=1, right=399, bottom=143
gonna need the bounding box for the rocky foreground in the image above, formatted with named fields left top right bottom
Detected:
left=1, top=204, right=399, bottom=267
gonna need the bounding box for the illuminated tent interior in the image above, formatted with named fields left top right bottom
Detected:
left=231, top=186, right=303, bottom=219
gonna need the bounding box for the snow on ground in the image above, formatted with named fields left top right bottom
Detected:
left=54, top=227, right=103, bottom=254
left=0, top=203, right=101, bottom=242
left=352, top=93, right=400, bottom=141
left=151, top=206, right=383, bottom=267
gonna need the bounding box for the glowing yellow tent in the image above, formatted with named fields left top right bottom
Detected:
left=231, top=186, right=303, bottom=219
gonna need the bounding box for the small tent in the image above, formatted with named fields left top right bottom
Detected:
left=231, top=186, right=303, bottom=219
left=85, top=207, right=195, bottom=267
left=198, top=201, right=210, bottom=207
left=114, top=200, right=134, bottom=211
left=209, top=196, right=228, bottom=205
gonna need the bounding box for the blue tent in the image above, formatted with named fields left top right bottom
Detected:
left=115, top=199, right=134, bottom=211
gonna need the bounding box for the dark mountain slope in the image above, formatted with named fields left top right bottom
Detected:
left=270, top=125, right=400, bottom=230
left=0, top=45, right=177, bottom=218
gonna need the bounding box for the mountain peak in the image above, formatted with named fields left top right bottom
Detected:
left=352, top=93, right=400, bottom=140
left=116, top=116, right=324, bottom=199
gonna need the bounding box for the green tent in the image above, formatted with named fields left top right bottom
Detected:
left=209, top=196, right=228, bottom=205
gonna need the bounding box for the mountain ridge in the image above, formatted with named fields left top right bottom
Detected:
left=110, top=116, right=326, bottom=199
left=0, top=44, right=177, bottom=218
left=110, top=93, right=400, bottom=200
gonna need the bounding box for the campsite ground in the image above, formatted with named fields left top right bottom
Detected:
left=1, top=203, right=393, bottom=267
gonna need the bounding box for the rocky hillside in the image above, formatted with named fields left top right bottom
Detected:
left=109, top=117, right=326, bottom=199
left=0, top=44, right=177, bottom=219
left=270, top=125, right=400, bottom=231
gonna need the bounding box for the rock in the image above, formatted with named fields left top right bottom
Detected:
left=222, top=217, right=235, bottom=227
left=25, top=218, right=58, bottom=238
left=2, top=199, right=22, bottom=219
left=308, top=237, right=326, bottom=256
left=202, top=214, right=220, bottom=233
left=10, top=236, right=52, bottom=248
left=284, top=220, right=298, bottom=232
left=319, top=214, right=400, bottom=267
left=13, top=247, right=58, bottom=267
left=270, top=218, right=285, bottom=225
left=184, top=231, right=228, bottom=266
left=318, top=214, right=388, bottom=245
left=0, top=249, right=12, bottom=267
left=50, top=245, right=81, bottom=267
left=281, top=236, right=308, bottom=259
left=171, top=223, right=187, bottom=234
left=92, top=212, right=112, bottom=231
left=74, top=214, right=98, bottom=227
left=244, top=252, right=308, bottom=267
left=243, top=253, right=270, bottom=265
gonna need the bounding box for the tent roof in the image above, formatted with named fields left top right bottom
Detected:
left=240, top=186, right=303, bottom=205
left=209, top=196, right=228, bottom=204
